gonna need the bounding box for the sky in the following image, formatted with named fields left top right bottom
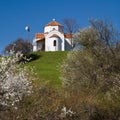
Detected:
left=0, top=0, right=120, bottom=54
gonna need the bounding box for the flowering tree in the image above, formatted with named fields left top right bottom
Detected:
left=0, top=51, right=32, bottom=109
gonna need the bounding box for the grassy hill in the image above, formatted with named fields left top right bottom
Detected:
left=0, top=51, right=69, bottom=119
left=27, top=51, right=68, bottom=89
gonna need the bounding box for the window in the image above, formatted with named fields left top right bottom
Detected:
left=53, top=40, right=56, bottom=46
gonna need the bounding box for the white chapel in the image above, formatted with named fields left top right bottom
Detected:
left=33, top=19, right=73, bottom=52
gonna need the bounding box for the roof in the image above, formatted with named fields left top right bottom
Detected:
left=35, top=33, right=73, bottom=39
left=64, top=33, right=73, bottom=38
left=35, top=33, right=45, bottom=39
left=45, top=20, right=63, bottom=27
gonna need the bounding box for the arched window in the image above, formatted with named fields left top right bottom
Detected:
left=53, top=40, right=56, bottom=46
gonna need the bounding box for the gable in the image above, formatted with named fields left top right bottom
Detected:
left=46, top=30, right=64, bottom=39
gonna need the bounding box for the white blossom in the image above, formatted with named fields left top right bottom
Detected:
left=0, top=51, right=32, bottom=108
left=60, top=106, right=75, bottom=118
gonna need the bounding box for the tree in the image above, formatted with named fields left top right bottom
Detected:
left=62, top=18, right=80, bottom=48
left=4, top=38, right=32, bottom=55
left=61, top=19, right=120, bottom=119
left=0, top=51, right=32, bottom=110
left=62, top=18, right=79, bottom=34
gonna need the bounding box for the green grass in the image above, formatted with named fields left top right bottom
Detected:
left=27, top=51, right=68, bottom=89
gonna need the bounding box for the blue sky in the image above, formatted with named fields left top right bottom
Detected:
left=0, top=0, right=120, bottom=54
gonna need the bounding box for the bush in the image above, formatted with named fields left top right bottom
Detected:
left=61, top=19, right=120, bottom=119
left=0, top=51, right=32, bottom=109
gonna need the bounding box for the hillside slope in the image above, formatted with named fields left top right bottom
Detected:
left=27, top=51, right=68, bottom=88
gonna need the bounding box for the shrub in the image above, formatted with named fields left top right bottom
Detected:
left=61, top=19, right=120, bottom=119
left=0, top=51, right=32, bottom=109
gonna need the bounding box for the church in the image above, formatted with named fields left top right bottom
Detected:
left=33, top=19, right=73, bottom=52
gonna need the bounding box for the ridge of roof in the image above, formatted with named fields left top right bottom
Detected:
left=45, top=20, right=63, bottom=27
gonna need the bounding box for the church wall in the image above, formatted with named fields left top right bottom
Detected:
left=45, top=30, right=65, bottom=51
left=33, top=45, right=37, bottom=52
left=65, top=38, right=71, bottom=50
left=33, top=39, right=37, bottom=51
left=45, top=37, right=60, bottom=51
left=44, top=26, right=59, bottom=33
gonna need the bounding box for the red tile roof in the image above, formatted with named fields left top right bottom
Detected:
left=64, top=33, right=72, bottom=38
left=35, top=33, right=72, bottom=39
left=35, top=33, right=45, bottom=39
left=45, top=21, right=63, bottom=27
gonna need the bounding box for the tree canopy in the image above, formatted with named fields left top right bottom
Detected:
left=4, top=38, right=32, bottom=55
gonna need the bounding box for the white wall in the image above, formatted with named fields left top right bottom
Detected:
left=44, top=26, right=64, bottom=33
left=44, top=26, right=59, bottom=33
left=45, top=30, right=65, bottom=51
left=65, top=38, right=71, bottom=50
left=32, top=39, right=37, bottom=51
left=45, top=37, right=58, bottom=51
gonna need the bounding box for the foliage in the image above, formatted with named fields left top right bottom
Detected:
left=61, top=19, right=120, bottom=119
left=0, top=56, right=75, bottom=119
left=1, top=87, right=62, bottom=120
left=0, top=52, right=69, bottom=119
left=0, top=51, right=32, bottom=109
left=0, top=86, right=77, bottom=120
left=4, top=38, right=32, bottom=55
